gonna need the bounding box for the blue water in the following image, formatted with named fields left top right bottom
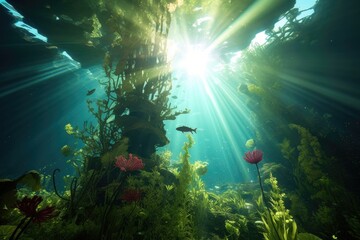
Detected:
left=0, top=0, right=351, bottom=191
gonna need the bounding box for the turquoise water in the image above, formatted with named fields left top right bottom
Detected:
left=1, top=0, right=360, bottom=239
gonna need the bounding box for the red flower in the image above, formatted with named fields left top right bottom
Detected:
left=243, top=149, right=263, bottom=164
left=17, top=196, right=57, bottom=222
left=17, top=196, right=42, bottom=217
left=33, top=206, right=57, bottom=223
left=120, top=189, right=142, bottom=202
left=115, top=154, right=144, bottom=172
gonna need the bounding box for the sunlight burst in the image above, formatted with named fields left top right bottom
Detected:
left=180, top=45, right=210, bottom=77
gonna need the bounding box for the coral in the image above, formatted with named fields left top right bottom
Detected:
left=114, top=154, right=144, bottom=172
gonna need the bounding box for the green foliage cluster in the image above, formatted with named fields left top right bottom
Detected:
left=259, top=173, right=298, bottom=240
left=60, top=0, right=191, bottom=163
left=288, top=124, right=343, bottom=200
left=279, top=124, right=360, bottom=238
left=289, top=124, right=326, bottom=189
left=278, top=138, right=295, bottom=160
left=208, top=189, right=250, bottom=239
left=1, top=135, right=210, bottom=239
left=256, top=174, right=326, bottom=240
left=233, top=3, right=360, bottom=238
left=4, top=141, right=335, bottom=240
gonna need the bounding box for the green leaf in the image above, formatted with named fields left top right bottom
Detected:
left=297, top=233, right=323, bottom=240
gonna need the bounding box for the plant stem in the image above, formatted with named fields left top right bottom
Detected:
left=256, top=163, right=282, bottom=240
left=52, top=168, right=70, bottom=201
left=99, top=175, right=124, bottom=239
left=9, top=216, right=28, bottom=240
left=14, top=216, right=34, bottom=240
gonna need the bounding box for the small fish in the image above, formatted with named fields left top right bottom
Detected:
left=171, top=96, right=178, bottom=99
left=46, top=45, right=58, bottom=50
left=176, top=126, right=197, bottom=134
left=86, top=89, right=96, bottom=96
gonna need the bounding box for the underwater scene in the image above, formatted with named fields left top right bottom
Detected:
left=1, top=0, right=359, bottom=239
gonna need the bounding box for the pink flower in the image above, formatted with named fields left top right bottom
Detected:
left=243, top=149, right=263, bottom=164
left=114, top=154, right=144, bottom=172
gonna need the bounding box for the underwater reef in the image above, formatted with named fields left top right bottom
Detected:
left=1, top=0, right=360, bottom=239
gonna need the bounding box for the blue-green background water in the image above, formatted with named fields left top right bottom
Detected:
left=0, top=0, right=359, bottom=191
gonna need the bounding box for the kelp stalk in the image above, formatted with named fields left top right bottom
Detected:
left=255, top=163, right=282, bottom=240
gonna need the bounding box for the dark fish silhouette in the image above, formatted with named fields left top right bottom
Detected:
left=86, top=89, right=96, bottom=96
left=176, top=126, right=197, bottom=134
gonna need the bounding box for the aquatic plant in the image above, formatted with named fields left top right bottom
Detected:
left=243, top=149, right=282, bottom=240
left=289, top=124, right=325, bottom=187
left=0, top=170, right=41, bottom=212
left=288, top=125, right=340, bottom=226
left=99, top=153, right=144, bottom=238
left=51, top=168, right=82, bottom=220
left=243, top=149, right=263, bottom=164
left=225, top=219, right=241, bottom=238
left=255, top=173, right=325, bottom=240
left=10, top=195, right=57, bottom=240
left=279, top=138, right=295, bottom=160
left=206, top=187, right=255, bottom=239
left=260, top=174, right=298, bottom=240
left=193, top=160, right=209, bottom=176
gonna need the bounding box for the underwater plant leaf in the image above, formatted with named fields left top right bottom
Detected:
left=193, top=161, right=209, bottom=176
left=297, top=233, right=323, bottom=240
left=261, top=162, right=285, bottom=177
left=1, top=170, right=41, bottom=209
left=101, top=138, right=129, bottom=167
left=17, top=170, right=41, bottom=192
left=0, top=225, right=16, bottom=238
left=279, top=138, right=295, bottom=160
